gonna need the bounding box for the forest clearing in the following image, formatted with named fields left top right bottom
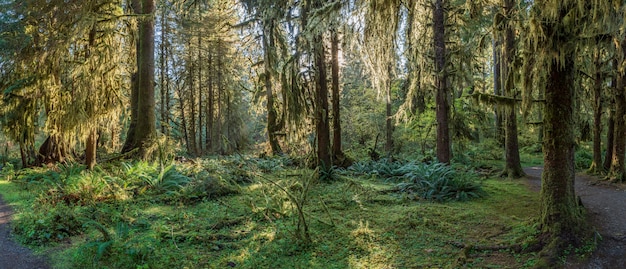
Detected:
left=2, top=0, right=626, bottom=268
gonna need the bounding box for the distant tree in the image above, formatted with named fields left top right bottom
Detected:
left=500, top=0, right=524, bottom=178
left=433, top=0, right=451, bottom=163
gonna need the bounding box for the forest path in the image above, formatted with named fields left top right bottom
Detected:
left=0, top=195, right=50, bottom=269
left=524, top=167, right=626, bottom=269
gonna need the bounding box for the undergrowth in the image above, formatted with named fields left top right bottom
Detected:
left=348, top=159, right=486, bottom=201
left=0, top=155, right=541, bottom=268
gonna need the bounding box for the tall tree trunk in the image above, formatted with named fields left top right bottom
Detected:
left=610, top=41, right=626, bottom=181
left=314, top=34, right=331, bottom=170
left=540, top=56, right=586, bottom=259
left=263, top=21, right=283, bottom=155
left=206, top=52, right=214, bottom=153
left=589, top=49, right=604, bottom=174
left=433, top=0, right=451, bottom=164
left=493, top=37, right=504, bottom=145
left=331, top=29, right=344, bottom=160
left=604, top=96, right=615, bottom=171
left=177, top=86, right=191, bottom=154
left=188, top=49, right=198, bottom=156
left=217, top=42, right=224, bottom=154
left=159, top=5, right=167, bottom=135
left=385, top=65, right=394, bottom=155
left=197, top=4, right=204, bottom=154
left=123, top=0, right=156, bottom=158
left=122, top=72, right=139, bottom=153
left=501, top=0, right=524, bottom=178
left=610, top=87, right=626, bottom=181
left=85, top=129, right=97, bottom=170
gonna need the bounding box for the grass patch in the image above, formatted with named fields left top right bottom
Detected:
left=0, top=157, right=541, bottom=268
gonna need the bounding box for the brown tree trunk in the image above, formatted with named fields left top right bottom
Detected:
left=122, top=73, right=139, bottom=153
left=589, top=49, right=604, bottom=174
left=314, top=34, right=331, bottom=170
left=263, top=21, right=283, bottom=155
left=159, top=5, right=167, bottom=135
left=123, top=0, right=156, bottom=158
left=540, top=56, right=586, bottom=258
left=85, top=129, right=97, bottom=170
left=604, top=96, right=615, bottom=171
left=493, top=37, right=504, bottom=145
left=37, top=135, right=69, bottom=165
left=188, top=48, right=198, bottom=156
left=206, top=52, right=214, bottom=153
left=610, top=42, right=626, bottom=181
left=217, top=42, right=224, bottom=155
left=385, top=65, right=394, bottom=155
left=501, top=0, right=524, bottom=178
left=610, top=86, right=626, bottom=181
left=331, top=29, right=343, bottom=159
left=177, top=86, right=191, bottom=154
left=433, top=0, right=450, bottom=164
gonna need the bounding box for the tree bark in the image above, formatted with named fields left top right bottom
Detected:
left=314, top=34, right=331, bottom=170
left=493, top=37, right=504, bottom=145
left=610, top=41, right=626, bottom=181
left=433, top=0, right=451, bottom=164
left=604, top=96, right=615, bottom=171
left=159, top=5, right=167, bottom=135
left=37, top=135, right=69, bottom=165
left=123, top=0, right=157, bottom=159
left=501, top=0, right=524, bottom=178
left=385, top=65, right=394, bottom=155
left=331, top=29, right=343, bottom=159
left=263, top=21, right=283, bottom=155
left=85, top=129, right=97, bottom=170
left=206, top=52, right=214, bottom=153
left=188, top=44, right=198, bottom=156
left=589, top=49, right=604, bottom=174
left=540, top=56, right=586, bottom=258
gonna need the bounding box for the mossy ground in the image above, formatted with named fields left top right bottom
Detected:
left=0, top=158, right=543, bottom=269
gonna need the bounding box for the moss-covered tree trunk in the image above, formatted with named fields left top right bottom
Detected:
left=263, top=21, right=282, bottom=155
left=122, top=0, right=156, bottom=158
left=37, top=135, right=70, bottom=165
left=604, top=97, right=615, bottom=171
left=589, top=49, right=604, bottom=174
left=206, top=53, right=214, bottom=153
left=85, top=129, right=97, bottom=170
left=610, top=41, right=626, bottom=181
left=314, top=33, right=331, bottom=171
left=493, top=37, right=504, bottom=145
left=433, top=0, right=451, bottom=164
left=539, top=56, right=586, bottom=260
left=501, top=0, right=524, bottom=178
left=385, top=65, right=394, bottom=155
left=331, top=29, right=344, bottom=161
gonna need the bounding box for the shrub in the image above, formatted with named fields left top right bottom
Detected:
left=348, top=160, right=485, bottom=202
left=13, top=204, right=84, bottom=245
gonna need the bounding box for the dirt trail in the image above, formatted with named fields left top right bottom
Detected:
left=524, top=167, right=626, bottom=269
left=0, top=195, right=50, bottom=269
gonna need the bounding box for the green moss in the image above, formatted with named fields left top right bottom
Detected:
left=0, top=162, right=543, bottom=268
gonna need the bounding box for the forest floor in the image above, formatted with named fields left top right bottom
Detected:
left=524, top=167, right=626, bottom=269
left=0, top=195, right=50, bottom=269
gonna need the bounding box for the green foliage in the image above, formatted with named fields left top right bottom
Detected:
left=349, top=159, right=485, bottom=201
left=79, top=221, right=155, bottom=269
left=0, top=159, right=543, bottom=268
left=13, top=203, right=84, bottom=245
left=575, top=149, right=593, bottom=171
